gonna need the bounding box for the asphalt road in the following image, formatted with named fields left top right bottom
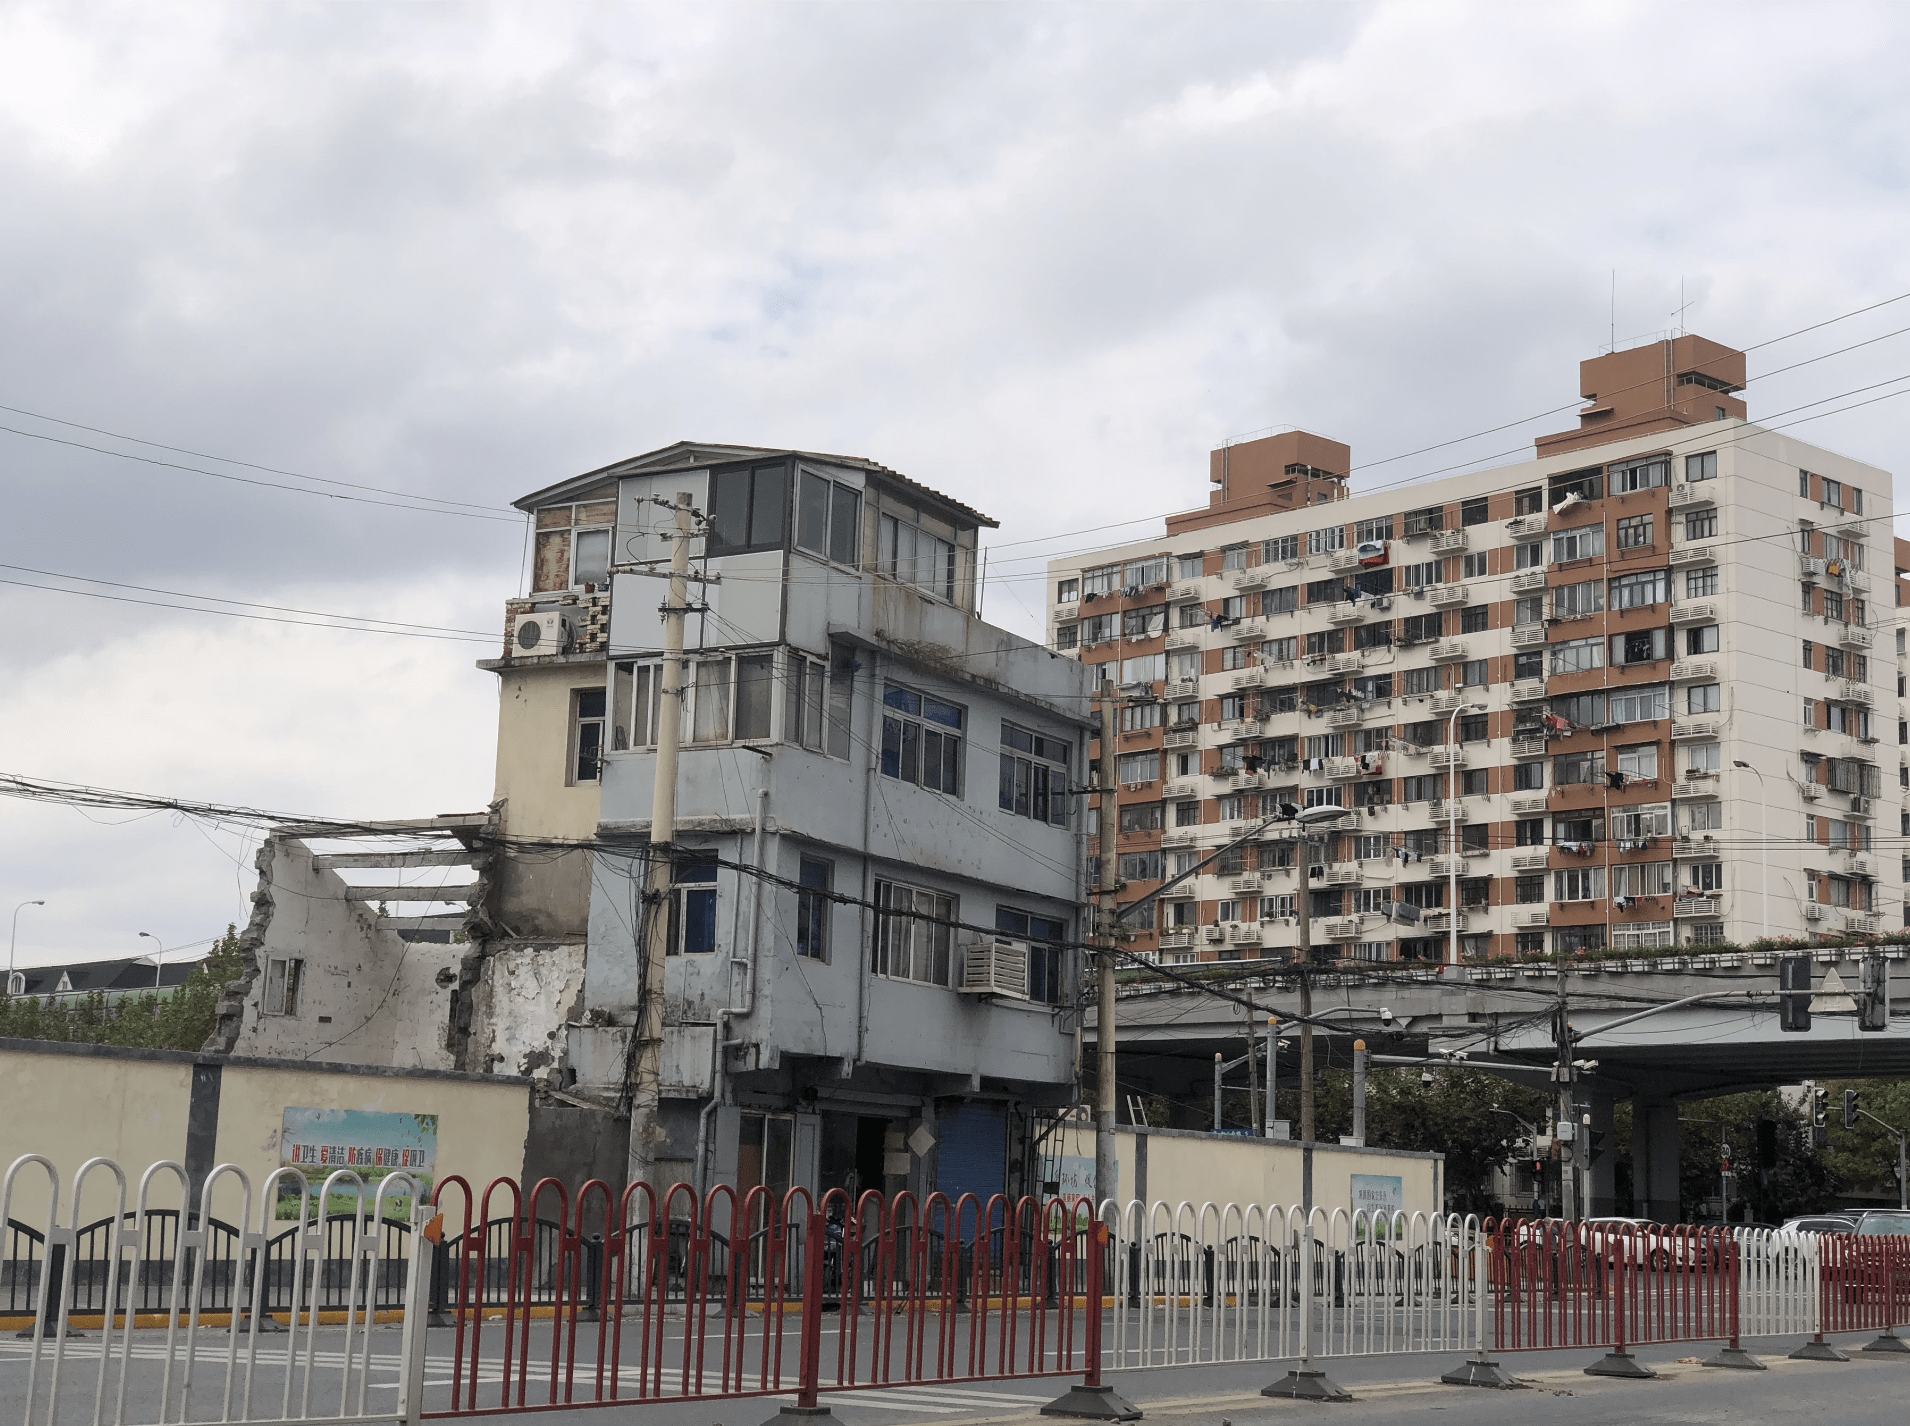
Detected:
left=7, top=1325, right=1907, bottom=1426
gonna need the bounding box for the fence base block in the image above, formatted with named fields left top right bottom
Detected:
left=1789, top=1336, right=1851, bottom=1362
left=1039, top=1382, right=1143, bottom=1421
left=1440, top=1356, right=1523, bottom=1388
left=1702, top=1346, right=1767, bottom=1370
left=1262, top=1368, right=1352, bottom=1402
left=758, top=1406, right=838, bottom=1426
left=1861, top=1332, right=1910, bottom=1356
left=1583, top=1350, right=1654, bottom=1379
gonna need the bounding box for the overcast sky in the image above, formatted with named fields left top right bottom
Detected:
left=5, top=0, right=1910, bottom=969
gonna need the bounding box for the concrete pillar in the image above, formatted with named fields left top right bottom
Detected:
left=1631, top=1099, right=1681, bottom=1223
left=1583, top=1091, right=1616, bottom=1217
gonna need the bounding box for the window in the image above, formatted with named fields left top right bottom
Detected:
left=1610, top=684, right=1668, bottom=723
left=1120, top=653, right=1166, bottom=683
left=1514, top=541, right=1546, bottom=569
left=1513, top=760, right=1544, bottom=791
left=1176, top=553, right=1205, bottom=580
left=796, top=859, right=832, bottom=960
left=1685, top=625, right=1720, bottom=656
left=1459, top=768, right=1488, bottom=795
left=1401, top=614, right=1442, bottom=645
left=1056, top=578, right=1079, bottom=604
left=1355, top=516, right=1394, bottom=543
left=736, top=1112, right=795, bottom=1199
left=571, top=688, right=606, bottom=783
left=1122, top=604, right=1166, bottom=639
left=1611, top=862, right=1673, bottom=898
left=1552, top=524, right=1605, bottom=563
left=1263, top=636, right=1298, bottom=665
left=1461, top=496, right=1489, bottom=527
left=1689, top=684, right=1721, bottom=714
left=1081, top=614, right=1115, bottom=646
left=1462, top=552, right=1488, bottom=579
left=1308, top=526, right=1347, bottom=555
left=1119, top=850, right=1164, bottom=881
left=611, top=661, right=659, bottom=750
left=1555, top=867, right=1606, bottom=902
left=795, top=470, right=863, bottom=567
left=1687, top=451, right=1717, bottom=482
left=1684, top=508, right=1718, bottom=540
left=1554, top=579, right=1603, bottom=618
left=667, top=855, right=719, bottom=955
left=1610, top=628, right=1669, bottom=666
left=1551, top=692, right=1604, bottom=727
left=1515, top=486, right=1544, bottom=515
left=1400, top=774, right=1441, bottom=803
left=1615, top=742, right=1659, bottom=778
left=1685, top=567, right=1718, bottom=598
left=1222, top=543, right=1251, bottom=570
left=1513, top=597, right=1543, bottom=629
left=1610, top=569, right=1669, bottom=610
left=1514, top=649, right=1544, bottom=680
left=709, top=463, right=789, bottom=556
left=1263, top=585, right=1298, bottom=615
left=1612, top=457, right=1669, bottom=493
left=1555, top=751, right=1607, bottom=786
left=1687, top=744, right=1722, bottom=775
left=532, top=500, right=618, bottom=592
left=1550, top=467, right=1603, bottom=504
left=1083, top=565, right=1117, bottom=597
left=881, top=686, right=964, bottom=792
left=1116, top=751, right=1160, bottom=785
left=1000, top=722, right=1071, bottom=825
left=1402, top=666, right=1440, bottom=696
left=1515, top=817, right=1546, bottom=846
left=1124, top=556, right=1169, bottom=587
left=1460, top=659, right=1488, bottom=687
left=263, top=957, right=303, bottom=1016
left=1264, top=535, right=1300, bottom=564
left=1404, top=505, right=1444, bottom=535
left=1174, top=800, right=1201, bottom=827
left=879, top=513, right=957, bottom=600
left=873, top=881, right=954, bottom=985
left=1823, top=477, right=1844, bottom=509
left=1118, top=802, right=1163, bottom=834
left=1120, top=702, right=1163, bottom=733
left=996, top=907, right=1067, bottom=1004
left=1400, top=560, right=1441, bottom=588
left=1551, top=636, right=1605, bottom=675
left=1054, top=624, right=1078, bottom=651
left=1615, top=514, right=1654, bottom=550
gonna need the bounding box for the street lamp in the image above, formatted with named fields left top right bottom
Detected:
left=8, top=900, right=44, bottom=997
left=1445, top=702, right=1489, bottom=966
left=1731, top=761, right=1768, bottom=942
left=139, top=931, right=165, bottom=990
left=1284, top=800, right=1352, bottom=1148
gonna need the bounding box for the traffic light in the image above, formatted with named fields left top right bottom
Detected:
left=1860, top=956, right=1889, bottom=1032
left=1587, top=1129, right=1607, bottom=1165
left=1757, top=1118, right=1778, bottom=1170
left=1845, top=1089, right=1859, bottom=1130
left=1780, top=956, right=1812, bottom=1032
left=1813, top=1086, right=1829, bottom=1128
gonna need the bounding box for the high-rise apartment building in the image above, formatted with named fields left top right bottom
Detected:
left=1048, top=336, right=1905, bottom=964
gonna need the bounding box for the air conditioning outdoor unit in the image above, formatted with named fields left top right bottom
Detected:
left=513, top=610, right=576, bottom=654
left=958, top=937, right=1030, bottom=1000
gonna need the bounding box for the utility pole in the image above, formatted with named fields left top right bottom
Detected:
left=628, top=492, right=695, bottom=1188
left=1094, top=676, right=1120, bottom=1205
left=1554, top=950, right=1577, bottom=1221
left=1296, top=831, right=1314, bottom=1146
left=1262, top=1016, right=1279, bottom=1138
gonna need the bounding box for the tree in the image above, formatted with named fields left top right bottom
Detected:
left=1676, top=1090, right=1841, bottom=1223
left=1823, top=1078, right=1910, bottom=1203
left=0, top=924, right=243, bottom=1051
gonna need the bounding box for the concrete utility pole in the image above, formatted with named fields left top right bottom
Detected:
left=1555, top=950, right=1578, bottom=1221
left=1296, top=832, right=1315, bottom=1147
left=628, top=492, right=695, bottom=1189
left=1094, top=676, right=1120, bottom=1206
left=1350, top=1039, right=1368, bottom=1147
left=1262, top=1016, right=1279, bottom=1138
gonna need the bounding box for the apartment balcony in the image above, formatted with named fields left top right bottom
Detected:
left=1322, top=917, right=1364, bottom=940
left=1165, top=729, right=1200, bottom=751
left=1227, top=618, right=1266, bottom=642
left=1424, top=690, right=1465, bottom=713
left=1324, top=757, right=1361, bottom=779
left=1158, top=929, right=1197, bottom=950
left=1510, top=794, right=1549, bottom=816
left=1669, top=600, right=1717, bottom=624
left=1328, top=604, right=1365, bottom=626
left=1673, top=895, right=1723, bottom=918
left=1672, top=773, right=1721, bottom=800
left=1799, top=555, right=1828, bottom=583
left=1326, top=652, right=1365, bottom=674
left=1512, top=908, right=1550, bottom=928
left=1506, top=513, right=1548, bottom=537
left=1510, top=625, right=1546, bottom=648
left=1429, top=529, right=1469, bottom=554
left=1323, top=866, right=1362, bottom=887
left=1841, top=680, right=1874, bottom=705
left=1847, top=570, right=1872, bottom=595
left=1839, top=623, right=1875, bottom=651
left=1429, top=640, right=1470, bottom=661
left=1426, top=799, right=1469, bottom=822
left=1226, top=921, right=1264, bottom=944
left=1162, top=779, right=1198, bottom=799
left=1510, top=678, right=1548, bottom=703
left=1840, top=852, right=1872, bottom=876
left=1221, top=717, right=1264, bottom=740
left=1170, top=582, right=1204, bottom=602
left=1327, top=706, right=1363, bottom=728
left=1225, top=873, right=1265, bottom=894
left=1429, top=854, right=1481, bottom=876
left=1429, top=585, right=1469, bottom=609
left=1421, top=910, right=1469, bottom=933
left=1670, top=658, right=1717, bottom=681
left=1429, top=747, right=1467, bottom=769
left=1165, top=679, right=1199, bottom=699
left=1510, top=570, right=1547, bottom=593
left=1159, top=880, right=1198, bottom=900
left=1511, top=849, right=1550, bottom=872
left=1668, top=544, right=1715, bottom=569
left=1328, top=550, right=1361, bottom=573
left=1844, top=911, right=1883, bottom=935
left=1511, top=735, right=1548, bottom=758
left=1676, top=834, right=1722, bottom=860
left=1667, top=481, right=1711, bottom=509
left=1231, top=670, right=1267, bottom=689
left=1162, top=829, right=1198, bottom=850
left=1672, top=718, right=1720, bottom=740
left=1231, top=568, right=1271, bottom=591
left=1166, top=630, right=1201, bottom=650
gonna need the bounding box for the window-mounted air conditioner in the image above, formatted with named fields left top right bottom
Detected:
left=513, top=610, right=577, bottom=654
left=958, top=937, right=1030, bottom=1000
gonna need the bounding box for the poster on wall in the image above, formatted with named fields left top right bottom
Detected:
left=280, top=1107, right=438, bottom=1216
left=1351, top=1173, right=1404, bottom=1219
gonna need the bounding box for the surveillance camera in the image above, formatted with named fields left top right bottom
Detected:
left=1450, top=1051, right=1468, bottom=1062
left=1378, top=1007, right=1394, bottom=1025
left=1420, top=1069, right=1435, bottom=1088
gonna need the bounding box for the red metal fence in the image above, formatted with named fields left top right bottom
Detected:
left=424, top=1176, right=1103, bottom=1418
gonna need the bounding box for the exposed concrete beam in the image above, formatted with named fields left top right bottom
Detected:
left=314, top=851, right=476, bottom=870
left=344, top=886, right=478, bottom=904
left=378, top=914, right=469, bottom=932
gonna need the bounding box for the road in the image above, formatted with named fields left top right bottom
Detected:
left=7, top=1325, right=1906, bottom=1425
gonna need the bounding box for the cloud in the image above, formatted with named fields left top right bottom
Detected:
left=3, top=0, right=1910, bottom=957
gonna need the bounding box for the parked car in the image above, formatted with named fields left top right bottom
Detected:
left=1780, top=1214, right=1858, bottom=1234
left=1853, top=1210, right=1910, bottom=1237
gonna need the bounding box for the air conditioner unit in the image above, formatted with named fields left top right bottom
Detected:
left=1203, top=926, right=1227, bottom=942
left=1851, top=796, right=1869, bottom=814
left=1369, top=596, right=1391, bottom=611
left=1804, top=903, right=1827, bottom=922
left=512, top=610, right=576, bottom=654
left=958, top=937, right=1030, bottom=1000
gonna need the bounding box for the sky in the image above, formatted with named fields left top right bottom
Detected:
left=4, top=0, right=1910, bottom=969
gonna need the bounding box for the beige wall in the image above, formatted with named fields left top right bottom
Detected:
left=1058, top=1123, right=1441, bottom=1218
left=491, top=660, right=602, bottom=939
left=0, top=1043, right=530, bottom=1232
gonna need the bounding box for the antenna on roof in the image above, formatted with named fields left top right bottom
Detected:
left=1610, top=270, right=1616, bottom=354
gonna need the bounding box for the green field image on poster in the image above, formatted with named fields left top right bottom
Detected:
left=279, top=1107, right=438, bottom=1220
